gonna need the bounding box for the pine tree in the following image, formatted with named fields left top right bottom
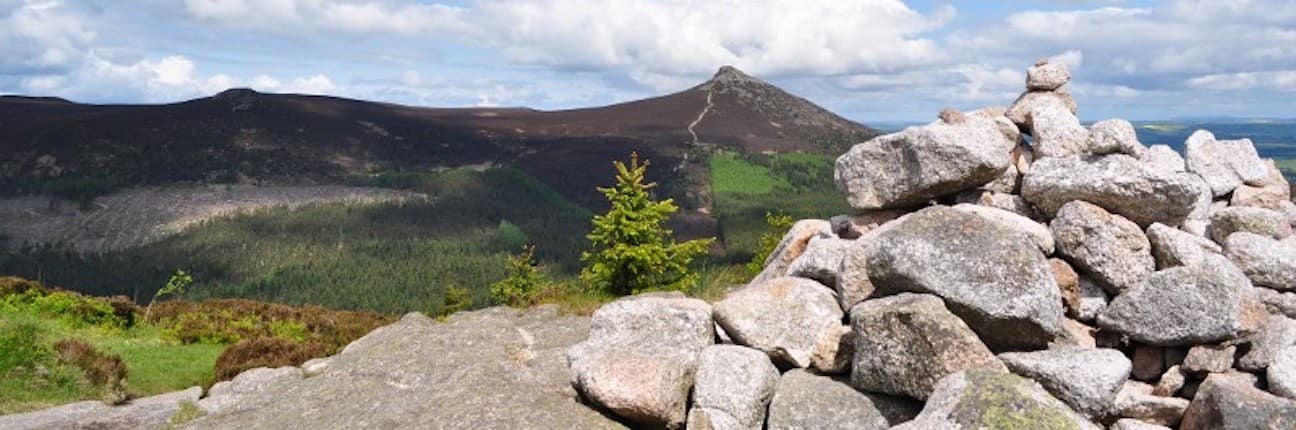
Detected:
left=581, top=152, right=714, bottom=295
left=490, top=244, right=548, bottom=306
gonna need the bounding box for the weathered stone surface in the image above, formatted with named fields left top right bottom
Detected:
left=1053, top=318, right=1097, bottom=349
left=1271, top=347, right=1296, bottom=399
left=1028, top=60, right=1071, bottom=90
left=1050, top=258, right=1081, bottom=315
left=952, top=203, right=1054, bottom=254
left=1181, top=372, right=1296, bottom=430
left=767, top=369, right=919, bottom=430
left=1284, top=201, right=1296, bottom=228
left=809, top=325, right=853, bottom=375
left=865, top=207, right=1064, bottom=350
left=686, top=345, right=779, bottom=430
left=1146, top=222, right=1222, bottom=269
left=1097, top=256, right=1262, bottom=346
left=1028, top=95, right=1091, bottom=158
left=1258, top=287, right=1296, bottom=318
left=714, top=277, right=842, bottom=368
left=1184, top=129, right=1269, bottom=196
left=1023, top=154, right=1203, bottom=226
left=1112, top=419, right=1173, bottom=430
left=834, top=114, right=1014, bottom=210
left=1227, top=232, right=1296, bottom=290
left=953, top=189, right=1041, bottom=219
left=1132, top=346, right=1166, bottom=382
left=200, top=366, right=303, bottom=414
left=1089, top=118, right=1148, bottom=158
left=1239, top=316, right=1296, bottom=371
left=1007, top=90, right=1078, bottom=128
left=1116, top=380, right=1190, bottom=426
left=1153, top=365, right=1186, bottom=397
left=300, top=357, right=331, bottom=377
left=752, top=220, right=833, bottom=284
left=1182, top=344, right=1236, bottom=374
left=998, top=347, right=1131, bottom=419
left=829, top=209, right=905, bottom=239
left=892, top=369, right=1101, bottom=430
left=1075, top=277, right=1108, bottom=323
left=786, top=237, right=850, bottom=288
left=1140, top=144, right=1186, bottom=174
left=1051, top=201, right=1155, bottom=293
left=835, top=216, right=910, bottom=312
left=1231, top=159, right=1292, bottom=210
left=184, top=307, right=626, bottom=430
left=850, top=294, right=1006, bottom=400
left=1211, top=206, right=1293, bottom=244
left=0, top=387, right=202, bottom=430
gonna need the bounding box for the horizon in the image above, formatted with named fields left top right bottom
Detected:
left=2, top=1, right=1295, bottom=123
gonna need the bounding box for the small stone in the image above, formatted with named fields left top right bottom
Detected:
left=1028, top=95, right=1091, bottom=158
left=1132, top=346, right=1165, bottom=382
left=1184, top=129, right=1270, bottom=197
left=1112, top=419, right=1173, bottom=430
left=751, top=220, right=833, bottom=284
left=1226, top=232, right=1296, bottom=290
left=1140, top=144, right=1186, bottom=174
left=1271, top=346, right=1296, bottom=400
left=1115, top=380, right=1191, bottom=426
left=1210, top=206, right=1293, bottom=244
left=1182, top=344, right=1236, bottom=374
left=1027, top=60, right=1071, bottom=90
left=1050, top=258, right=1081, bottom=316
left=1007, top=90, right=1078, bottom=129
left=998, top=347, right=1131, bottom=419
left=1052, top=318, right=1097, bottom=349
left=713, top=277, right=843, bottom=368
left=1075, top=277, right=1108, bottom=323
left=1181, top=372, right=1296, bottom=429
left=1089, top=118, right=1148, bottom=158
left=1146, top=222, right=1222, bottom=269
left=1257, top=288, right=1296, bottom=319
left=1153, top=365, right=1186, bottom=397
left=1238, top=316, right=1296, bottom=371
left=1051, top=200, right=1155, bottom=293
left=786, top=237, right=851, bottom=288
left=809, top=325, right=853, bottom=375
left=829, top=210, right=905, bottom=239
left=1231, top=159, right=1292, bottom=210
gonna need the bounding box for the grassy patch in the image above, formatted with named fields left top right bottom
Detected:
left=709, top=151, right=851, bottom=259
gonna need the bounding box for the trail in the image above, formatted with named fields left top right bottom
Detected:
left=687, top=89, right=715, bottom=145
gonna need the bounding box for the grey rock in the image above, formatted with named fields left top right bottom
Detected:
left=1239, top=316, right=1296, bottom=371
left=786, top=237, right=851, bottom=288
left=829, top=209, right=905, bottom=239
left=687, top=345, right=779, bottom=430
left=981, top=158, right=1021, bottom=193
left=1153, top=365, right=1186, bottom=397
left=299, top=357, right=331, bottom=377
left=1076, top=277, right=1109, bottom=323
left=200, top=366, right=303, bottom=414
left=849, top=293, right=1006, bottom=400
left=1227, top=232, right=1296, bottom=290
left=1115, top=380, right=1190, bottom=426
left=1181, top=372, right=1296, bottom=430
left=1097, top=257, right=1265, bottom=346
left=1184, top=129, right=1269, bottom=196
left=951, top=203, right=1054, bottom=254
left=1023, top=154, right=1203, bottom=226
left=1089, top=118, right=1148, bottom=158
left=1211, top=206, right=1293, bottom=244
left=767, top=369, right=919, bottom=430
left=1112, top=419, right=1173, bottom=430
left=1231, top=159, right=1292, bottom=210
left=1140, top=144, right=1186, bottom=174
left=1007, top=89, right=1078, bottom=128
left=568, top=294, right=713, bottom=428
left=1270, top=346, right=1296, bottom=399
left=713, top=277, right=843, bottom=368
left=835, top=215, right=910, bottom=312
left=0, top=387, right=202, bottom=430
left=1182, top=344, right=1236, bottom=374
left=1283, top=201, right=1296, bottom=228
left=1257, top=287, right=1296, bottom=318
left=809, top=325, right=853, bottom=375
left=953, top=189, right=1041, bottom=219
left=1054, top=318, right=1098, bottom=349
left=1028, top=95, right=1091, bottom=158
left=1051, top=201, right=1155, bottom=293
left=1146, top=222, right=1222, bottom=269
left=892, top=369, right=1101, bottom=430
left=866, top=206, right=1065, bottom=350
left=186, top=306, right=626, bottom=430
left=752, top=219, right=833, bottom=284
left=998, top=347, right=1132, bottom=419
left=834, top=114, right=1014, bottom=210
left=1028, top=60, right=1072, bottom=90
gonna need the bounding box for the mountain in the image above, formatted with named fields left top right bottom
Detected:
left=0, top=66, right=877, bottom=210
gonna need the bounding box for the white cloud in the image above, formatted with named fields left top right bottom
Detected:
left=1187, top=70, right=1296, bottom=92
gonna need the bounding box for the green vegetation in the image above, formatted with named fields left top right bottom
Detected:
left=581, top=153, right=714, bottom=295
left=491, top=245, right=550, bottom=307
left=146, top=269, right=192, bottom=321
left=746, top=212, right=795, bottom=274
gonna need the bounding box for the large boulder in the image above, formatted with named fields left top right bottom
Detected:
left=752, top=220, right=833, bottom=284
left=786, top=237, right=851, bottom=288
left=568, top=294, right=715, bottom=428
left=713, top=277, right=843, bottom=369
left=891, top=369, right=1101, bottom=430
left=998, top=347, right=1132, bottom=419
left=849, top=293, right=1006, bottom=400
left=184, top=307, right=626, bottom=430
left=1146, top=222, right=1222, bottom=269
left=1226, top=232, right=1296, bottom=291
left=1007, top=90, right=1078, bottom=128
left=865, top=206, right=1064, bottom=350
left=686, top=345, right=779, bottom=430
left=766, top=369, right=919, bottom=430
left=1140, top=144, right=1186, bottom=174
left=1231, top=159, right=1292, bottom=210
left=1211, top=206, right=1293, bottom=244
left=0, top=387, right=202, bottom=430
left=1180, top=373, right=1296, bottom=430
left=1022, top=154, right=1203, bottom=226
left=951, top=203, right=1055, bottom=254
left=1184, top=129, right=1269, bottom=196
left=1051, top=201, right=1155, bottom=293
left=1027, top=95, right=1091, bottom=158
left=834, top=113, right=1014, bottom=210
left=1097, top=257, right=1264, bottom=346
left=1089, top=119, right=1148, bottom=158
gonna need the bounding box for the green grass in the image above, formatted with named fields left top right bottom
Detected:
left=709, top=152, right=787, bottom=194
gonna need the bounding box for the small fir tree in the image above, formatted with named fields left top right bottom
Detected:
left=581, top=152, right=714, bottom=295
left=490, top=244, right=548, bottom=307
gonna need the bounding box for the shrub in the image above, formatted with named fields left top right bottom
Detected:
left=439, top=285, right=473, bottom=318
left=53, top=339, right=128, bottom=404
left=146, top=269, right=192, bottom=321
left=746, top=211, right=794, bottom=275
left=0, top=322, right=49, bottom=374
left=0, top=276, right=46, bottom=297
left=43, top=176, right=118, bottom=210
left=490, top=244, right=548, bottom=307
left=580, top=153, right=714, bottom=295
left=28, top=291, right=129, bottom=330
left=212, top=337, right=328, bottom=382
left=149, top=298, right=392, bottom=349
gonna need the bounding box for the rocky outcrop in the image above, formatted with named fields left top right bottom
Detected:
left=0, top=387, right=202, bottom=430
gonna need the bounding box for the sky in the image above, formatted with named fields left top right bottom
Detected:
left=1, top=0, right=1294, bottom=123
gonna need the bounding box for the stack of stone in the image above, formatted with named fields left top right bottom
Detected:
left=567, top=60, right=1296, bottom=430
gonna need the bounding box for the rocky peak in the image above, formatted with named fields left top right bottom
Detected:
left=708, top=65, right=760, bottom=86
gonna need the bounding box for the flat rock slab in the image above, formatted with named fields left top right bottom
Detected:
left=767, top=369, right=919, bottom=430
left=1022, top=154, right=1203, bottom=226
left=0, top=387, right=201, bottom=430
left=998, top=347, right=1131, bottom=419
left=185, top=307, right=627, bottom=430
left=1098, top=256, right=1263, bottom=346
